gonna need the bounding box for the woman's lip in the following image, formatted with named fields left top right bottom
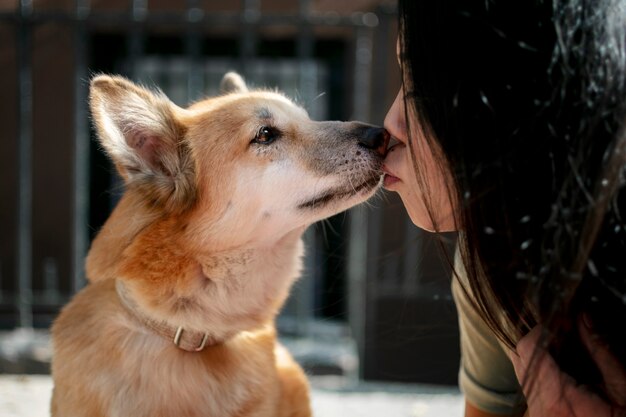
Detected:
left=383, top=174, right=400, bottom=188
left=382, top=165, right=401, bottom=188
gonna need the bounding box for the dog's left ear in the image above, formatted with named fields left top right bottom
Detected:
left=89, top=75, right=194, bottom=212
left=220, top=71, right=249, bottom=94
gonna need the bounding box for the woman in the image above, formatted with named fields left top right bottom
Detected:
left=382, top=1, right=626, bottom=416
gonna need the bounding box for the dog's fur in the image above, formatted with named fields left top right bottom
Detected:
left=50, top=72, right=387, bottom=417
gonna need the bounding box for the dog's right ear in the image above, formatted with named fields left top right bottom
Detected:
left=220, top=71, right=249, bottom=94
left=89, top=75, right=194, bottom=212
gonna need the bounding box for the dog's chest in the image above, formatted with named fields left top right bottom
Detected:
left=110, top=339, right=277, bottom=417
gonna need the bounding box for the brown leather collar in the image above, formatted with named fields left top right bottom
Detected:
left=116, top=280, right=221, bottom=352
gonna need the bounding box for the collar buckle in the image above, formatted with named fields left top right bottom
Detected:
left=173, top=326, right=210, bottom=352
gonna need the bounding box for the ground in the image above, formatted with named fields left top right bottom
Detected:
left=0, top=374, right=463, bottom=417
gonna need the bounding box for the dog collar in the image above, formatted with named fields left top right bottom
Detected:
left=116, top=280, right=221, bottom=352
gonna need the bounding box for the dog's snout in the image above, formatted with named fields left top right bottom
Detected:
left=357, top=127, right=390, bottom=157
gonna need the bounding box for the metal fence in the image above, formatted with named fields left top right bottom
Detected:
left=0, top=0, right=395, bottom=329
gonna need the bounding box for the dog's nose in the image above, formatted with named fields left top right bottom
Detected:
left=357, top=127, right=390, bottom=156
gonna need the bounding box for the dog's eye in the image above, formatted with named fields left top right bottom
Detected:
left=252, top=126, right=279, bottom=145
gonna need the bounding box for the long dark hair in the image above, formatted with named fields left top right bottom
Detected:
left=398, top=0, right=626, bottom=404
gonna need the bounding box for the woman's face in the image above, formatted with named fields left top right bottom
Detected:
left=383, top=48, right=456, bottom=232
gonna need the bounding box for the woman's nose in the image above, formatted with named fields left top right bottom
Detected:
left=383, top=89, right=407, bottom=144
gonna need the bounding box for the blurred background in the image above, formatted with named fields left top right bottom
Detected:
left=0, top=0, right=460, bottom=399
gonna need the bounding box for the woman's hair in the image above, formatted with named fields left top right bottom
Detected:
left=398, top=0, right=626, bottom=402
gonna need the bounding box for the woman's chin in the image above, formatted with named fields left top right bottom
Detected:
left=398, top=195, right=439, bottom=231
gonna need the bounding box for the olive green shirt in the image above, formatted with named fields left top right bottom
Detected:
left=451, top=253, right=527, bottom=415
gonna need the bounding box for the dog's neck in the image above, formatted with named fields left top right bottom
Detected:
left=113, top=222, right=306, bottom=350
left=195, top=226, right=307, bottom=282
left=116, top=279, right=230, bottom=352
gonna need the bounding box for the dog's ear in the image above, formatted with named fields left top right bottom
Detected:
left=220, top=71, right=248, bottom=94
left=89, top=75, right=195, bottom=212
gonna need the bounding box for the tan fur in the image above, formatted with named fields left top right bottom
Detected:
left=51, top=73, right=386, bottom=417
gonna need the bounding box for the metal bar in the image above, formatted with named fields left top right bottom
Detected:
left=17, top=0, right=34, bottom=329
left=347, top=206, right=370, bottom=380
left=128, top=0, right=148, bottom=78
left=0, top=260, right=3, bottom=302
left=297, top=0, right=313, bottom=59
left=297, top=0, right=315, bottom=105
left=239, top=0, right=260, bottom=75
left=369, top=6, right=392, bottom=126
left=186, top=0, right=204, bottom=102
left=43, top=257, right=60, bottom=302
left=71, top=0, right=91, bottom=294
left=351, top=25, right=373, bottom=121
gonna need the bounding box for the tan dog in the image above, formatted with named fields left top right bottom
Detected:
left=51, top=72, right=388, bottom=417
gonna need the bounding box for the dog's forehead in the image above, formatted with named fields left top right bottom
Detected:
left=188, top=92, right=306, bottom=122
left=246, top=93, right=308, bottom=120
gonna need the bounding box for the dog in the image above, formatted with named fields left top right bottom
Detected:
left=50, top=72, right=388, bottom=417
